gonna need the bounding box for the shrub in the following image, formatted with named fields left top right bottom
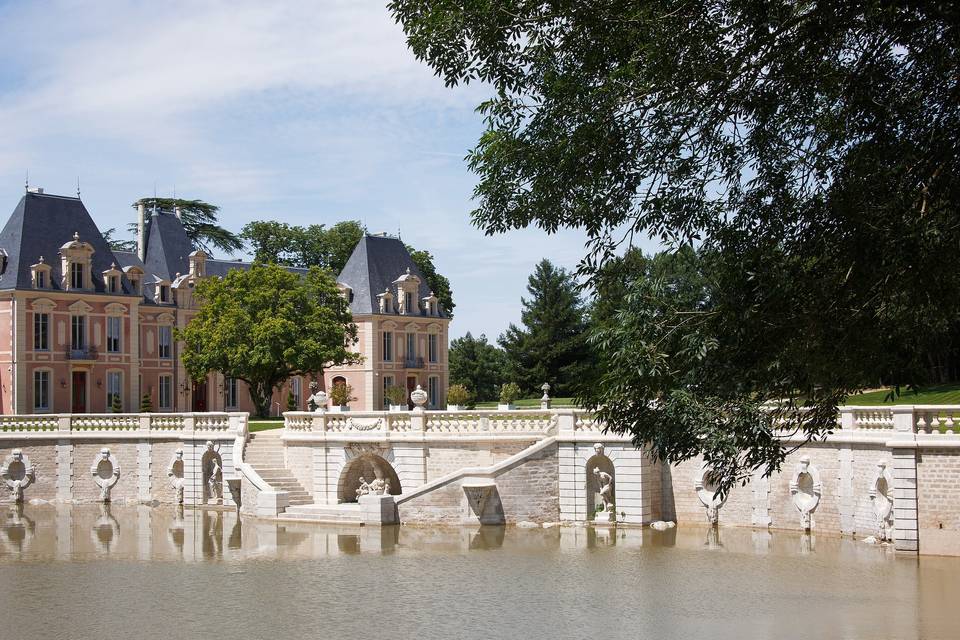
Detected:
left=111, top=395, right=122, bottom=413
left=385, top=385, right=408, bottom=406
left=140, top=393, right=153, bottom=412
left=286, top=391, right=297, bottom=412
left=446, top=384, right=471, bottom=406
left=499, top=382, right=521, bottom=404
left=330, top=382, right=354, bottom=407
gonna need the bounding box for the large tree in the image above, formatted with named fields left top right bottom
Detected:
left=134, top=198, right=243, bottom=255
left=178, top=263, right=359, bottom=417
left=499, top=259, right=590, bottom=397
left=449, top=332, right=508, bottom=402
left=390, top=1, right=960, bottom=491
left=242, top=220, right=456, bottom=315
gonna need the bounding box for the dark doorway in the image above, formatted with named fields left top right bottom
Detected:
left=71, top=371, right=87, bottom=413
left=192, top=379, right=208, bottom=412
left=406, top=376, right=417, bottom=409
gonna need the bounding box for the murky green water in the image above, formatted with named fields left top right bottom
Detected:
left=0, top=504, right=957, bottom=640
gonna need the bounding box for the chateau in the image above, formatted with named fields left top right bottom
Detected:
left=0, top=189, right=449, bottom=414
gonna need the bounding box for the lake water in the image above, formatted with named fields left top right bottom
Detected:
left=1, top=504, right=958, bottom=640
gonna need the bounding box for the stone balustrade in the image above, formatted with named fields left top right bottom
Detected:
left=0, top=412, right=245, bottom=438
left=840, top=405, right=960, bottom=438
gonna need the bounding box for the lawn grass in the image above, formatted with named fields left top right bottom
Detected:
left=845, top=384, right=960, bottom=406
left=249, top=418, right=285, bottom=432
left=475, top=397, right=577, bottom=409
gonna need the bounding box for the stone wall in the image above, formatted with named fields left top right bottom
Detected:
left=425, top=441, right=532, bottom=481
left=285, top=443, right=314, bottom=494
left=917, top=448, right=960, bottom=556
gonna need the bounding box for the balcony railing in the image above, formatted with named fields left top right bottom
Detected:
left=65, top=347, right=98, bottom=361
left=402, top=356, right=425, bottom=368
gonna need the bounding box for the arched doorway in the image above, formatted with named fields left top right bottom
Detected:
left=337, top=453, right=402, bottom=503
left=586, top=452, right=615, bottom=520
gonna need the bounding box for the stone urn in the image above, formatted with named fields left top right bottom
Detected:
left=410, top=384, right=428, bottom=409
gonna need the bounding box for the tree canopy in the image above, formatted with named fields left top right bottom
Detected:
left=449, top=332, right=508, bottom=402
left=242, top=219, right=456, bottom=315
left=499, top=259, right=590, bottom=397
left=177, top=263, right=359, bottom=417
left=134, top=198, right=243, bottom=255
left=390, top=1, right=960, bottom=492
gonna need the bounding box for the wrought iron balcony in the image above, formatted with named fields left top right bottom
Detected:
left=66, top=347, right=98, bottom=361
left=402, top=356, right=424, bottom=369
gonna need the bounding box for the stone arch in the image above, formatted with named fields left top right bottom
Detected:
left=337, top=453, right=402, bottom=503
left=201, top=444, right=224, bottom=504
left=585, top=451, right=615, bottom=519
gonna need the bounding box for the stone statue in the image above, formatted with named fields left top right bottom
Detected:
left=593, top=467, right=614, bottom=513
left=91, top=448, right=121, bottom=503
left=204, top=441, right=223, bottom=501
left=356, top=476, right=371, bottom=499
left=370, top=478, right=385, bottom=495
left=789, top=455, right=822, bottom=532
left=167, top=449, right=185, bottom=504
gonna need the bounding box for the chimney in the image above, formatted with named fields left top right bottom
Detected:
left=137, top=201, right=147, bottom=261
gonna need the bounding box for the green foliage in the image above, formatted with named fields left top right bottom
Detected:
left=406, top=247, right=456, bottom=317
left=102, top=228, right=136, bottom=252
left=330, top=382, right=355, bottom=407
left=385, top=385, right=409, bottom=406
left=140, top=393, right=153, bottom=413
left=499, top=382, right=521, bottom=405
left=391, top=0, right=960, bottom=493
left=499, top=260, right=590, bottom=397
left=240, top=220, right=365, bottom=273
left=286, top=391, right=297, bottom=412
left=177, top=263, right=360, bottom=417
left=111, top=395, right=122, bottom=413
left=449, top=332, right=507, bottom=402
left=446, top=383, right=471, bottom=407
left=133, top=198, right=243, bottom=255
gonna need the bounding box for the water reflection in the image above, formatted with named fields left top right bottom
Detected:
left=91, top=503, right=120, bottom=553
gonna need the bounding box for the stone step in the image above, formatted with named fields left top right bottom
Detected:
left=282, top=503, right=361, bottom=522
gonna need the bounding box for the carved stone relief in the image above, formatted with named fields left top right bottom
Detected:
left=90, top=448, right=121, bottom=502
left=869, top=460, right=895, bottom=542
left=1, top=449, right=36, bottom=503
left=789, top=455, right=822, bottom=531
left=167, top=448, right=185, bottom=504
left=695, top=463, right=727, bottom=526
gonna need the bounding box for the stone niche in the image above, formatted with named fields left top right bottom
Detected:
left=586, top=444, right=615, bottom=522
left=338, top=451, right=402, bottom=503
left=202, top=442, right=223, bottom=504
left=1, top=449, right=36, bottom=503
left=695, top=463, right=728, bottom=526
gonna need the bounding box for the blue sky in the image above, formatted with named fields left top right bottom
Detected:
left=0, top=1, right=653, bottom=339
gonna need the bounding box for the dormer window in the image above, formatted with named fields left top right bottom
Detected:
left=102, top=262, right=122, bottom=294
left=188, top=250, right=207, bottom=277
left=160, top=285, right=169, bottom=303
left=70, top=262, right=84, bottom=289
left=393, top=267, right=421, bottom=315
left=377, top=288, right=395, bottom=314
left=31, top=257, right=52, bottom=289
left=405, top=292, right=413, bottom=314
left=60, top=231, right=95, bottom=291
left=422, top=291, right=439, bottom=316
left=124, top=266, right=144, bottom=296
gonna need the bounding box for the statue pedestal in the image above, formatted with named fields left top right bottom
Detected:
left=359, top=494, right=398, bottom=526
left=593, top=510, right=615, bottom=525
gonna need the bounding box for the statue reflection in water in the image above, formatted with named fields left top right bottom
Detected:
left=91, top=503, right=120, bottom=553
left=2, top=503, right=36, bottom=554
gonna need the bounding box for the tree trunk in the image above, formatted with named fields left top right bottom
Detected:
left=247, top=383, right=274, bottom=419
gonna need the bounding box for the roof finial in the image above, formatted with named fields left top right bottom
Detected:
left=24, top=170, right=28, bottom=192
left=38, top=256, right=44, bottom=264
left=406, top=267, right=411, bottom=275
left=76, top=176, right=81, bottom=198
left=73, top=231, right=80, bottom=241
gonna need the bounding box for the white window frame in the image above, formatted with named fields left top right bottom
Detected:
left=34, top=312, right=49, bottom=351
left=291, top=377, right=302, bottom=408
left=382, top=375, right=394, bottom=408
left=428, top=376, right=439, bottom=408
left=106, top=371, right=122, bottom=410
left=71, top=315, right=85, bottom=350
left=428, top=334, right=438, bottom=363
left=70, top=262, right=84, bottom=289
left=106, top=316, right=121, bottom=353
left=158, top=325, right=172, bottom=359
left=225, top=377, right=239, bottom=409
left=382, top=331, right=393, bottom=361
left=406, top=332, right=416, bottom=359
left=158, top=375, right=173, bottom=410
left=33, top=369, right=51, bottom=412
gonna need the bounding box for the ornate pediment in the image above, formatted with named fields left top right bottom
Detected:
left=68, top=300, right=93, bottom=314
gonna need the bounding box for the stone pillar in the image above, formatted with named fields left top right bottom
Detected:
left=56, top=440, right=73, bottom=502
left=890, top=406, right=919, bottom=553
left=558, top=442, right=582, bottom=521
left=137, top=441, right=152, bottom=502
left=392, top=444, right=427, bottom=491
left=838, top=446, right=855, bottom=535
left=751, top=468, right=771, bottom=527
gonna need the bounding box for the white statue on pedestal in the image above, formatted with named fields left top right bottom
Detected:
left=593, top=467, right=614, bottom=513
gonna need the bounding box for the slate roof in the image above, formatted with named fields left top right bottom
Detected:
left=337, top=233, right=446, bottom=317
left=143, top=211, right=193, bottom=281
left=0, top=192, right=133, bottom=293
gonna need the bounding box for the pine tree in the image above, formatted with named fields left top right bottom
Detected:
left=140, top=393, right=153, bottom=413
left=111, top=395, right=123, bottom=413
left=498, top=259, right=590, bottom=397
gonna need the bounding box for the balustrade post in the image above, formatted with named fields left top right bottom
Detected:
left=410, top=407, right=426, bottom=432
left=889, top=405, right=919, bottom=553
left=556, top=409, right=577, bottom=436
left=839, top=407, right=855, bottom=430
left=228, top=412, right=246, bottom=435
left=311, top=411, right=327, bottom=432
left=139, top=413, right=151, bottom=433
left=184, top=414, right=195, bottom=433
left=58, top=414, right=72, bottom=433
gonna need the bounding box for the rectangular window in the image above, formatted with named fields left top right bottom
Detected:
left=404, top=292, right=413, bottom=313
left=36, top=271, right=46, bottom=288
left=407, top=333, right=416, bottom=359
left=34, top=313, right=49, bottom=351
left=108, top=275, right=118, bottom=293
left=159, top=285, right=169, bottom=303
left=292, top=377, right=302, bottom=407
left=71, top=315, right=85, bottom=350
left=428, top=334, right=438, bottom=363
left=428, top=376, right=438, bottom=408
left=107, top=316, right=121, bottom=353
left=159, top=375, right=172, bottom=410
left=158, top=326, right=172, bottom=359
left=225, top=378, right=239, bottom=409
left=106, top=371, right=122, bottom=410
left=131, top=278, right=140, bottom=295
left=382, top=375, right=393, bottom=408
left=382, top=331, right=393, bottom=361
left=70, top=262, right=84, bottom=289
left=33, top=370, right=50, bottom=411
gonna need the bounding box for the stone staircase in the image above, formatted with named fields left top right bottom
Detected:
left=281, top=503, right=362, bottom=523
left=244, top=430, right=313, bottom=507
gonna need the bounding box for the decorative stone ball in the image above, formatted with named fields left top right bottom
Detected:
left=410, top=384, right=428, bottom=407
